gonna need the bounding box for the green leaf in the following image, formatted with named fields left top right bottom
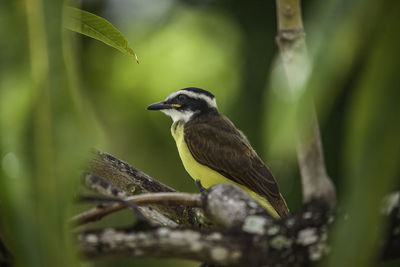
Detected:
left=64, top=7, right=138, bottom=63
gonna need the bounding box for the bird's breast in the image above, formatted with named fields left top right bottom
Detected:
left=170, top=121, right=231, bottom=188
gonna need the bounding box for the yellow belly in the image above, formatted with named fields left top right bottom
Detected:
left=171, top=122, right=279, bottom=218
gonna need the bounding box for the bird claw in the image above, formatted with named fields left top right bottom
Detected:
left=195, top=179, right=206, bottom=192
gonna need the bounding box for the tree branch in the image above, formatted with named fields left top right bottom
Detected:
left=88, top=150, right=214, bottom=227
left=78, top=196, right=333, bottom=267
left=80, top=227, right=252, bottom=266
left=78, top=149, right=400, bottom=265
left=89, top=150, right=175, bottom=194
left=77, top=183, right=332, bottom=266
left=78, top=188, right=400, bottom=266
left=81, top=173, right=178, bottom=227
left=275, top=0, right=336, bottom=208
left=72, top=192, right=202, bottom=226
left=296, top=119, right=336, bottom=207
left=72, top=183, right=267, bottom=229
left=84, top=173, right=129, bottom=198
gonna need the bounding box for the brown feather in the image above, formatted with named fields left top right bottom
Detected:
left=184, top=110, right=289, bottom=217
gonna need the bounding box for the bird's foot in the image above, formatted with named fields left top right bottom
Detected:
left=195, top=179, right=206, bottom=192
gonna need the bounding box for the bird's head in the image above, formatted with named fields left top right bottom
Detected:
left=147, top=87, right=218, bottom=122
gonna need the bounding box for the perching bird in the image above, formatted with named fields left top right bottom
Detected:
left=147, top=87, right=289, bottom=218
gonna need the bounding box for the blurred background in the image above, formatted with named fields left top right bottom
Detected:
left=0, top=0, right=399, bottom=266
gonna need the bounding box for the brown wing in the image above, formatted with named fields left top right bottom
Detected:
left=184, top=114, right=289, bottom=217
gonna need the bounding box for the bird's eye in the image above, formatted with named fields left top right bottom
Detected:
left=177, top=94, right=188, bottom=102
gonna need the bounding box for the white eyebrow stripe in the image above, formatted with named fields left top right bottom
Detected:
left=166, top=90, right=217, bottom=108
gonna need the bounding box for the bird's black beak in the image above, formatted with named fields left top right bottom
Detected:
left=147, top=101, right=181, bottom=110
left=147, top=101, right=169, bottom=110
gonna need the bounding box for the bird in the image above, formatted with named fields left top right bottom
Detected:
left=147, top=87, right=289, bottom=218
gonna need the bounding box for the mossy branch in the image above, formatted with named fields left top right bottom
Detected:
left=75, top=151, right=399, bottom=266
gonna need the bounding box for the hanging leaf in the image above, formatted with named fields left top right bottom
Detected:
left=64, top=7, right=139, bottom=63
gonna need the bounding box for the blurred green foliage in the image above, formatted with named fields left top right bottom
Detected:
left=0, top=0, right=399, bottom=267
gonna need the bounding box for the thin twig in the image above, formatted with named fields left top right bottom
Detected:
left=81, top=173, right=179, bottom=226
left=71, top=192, right=202, bottom=226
